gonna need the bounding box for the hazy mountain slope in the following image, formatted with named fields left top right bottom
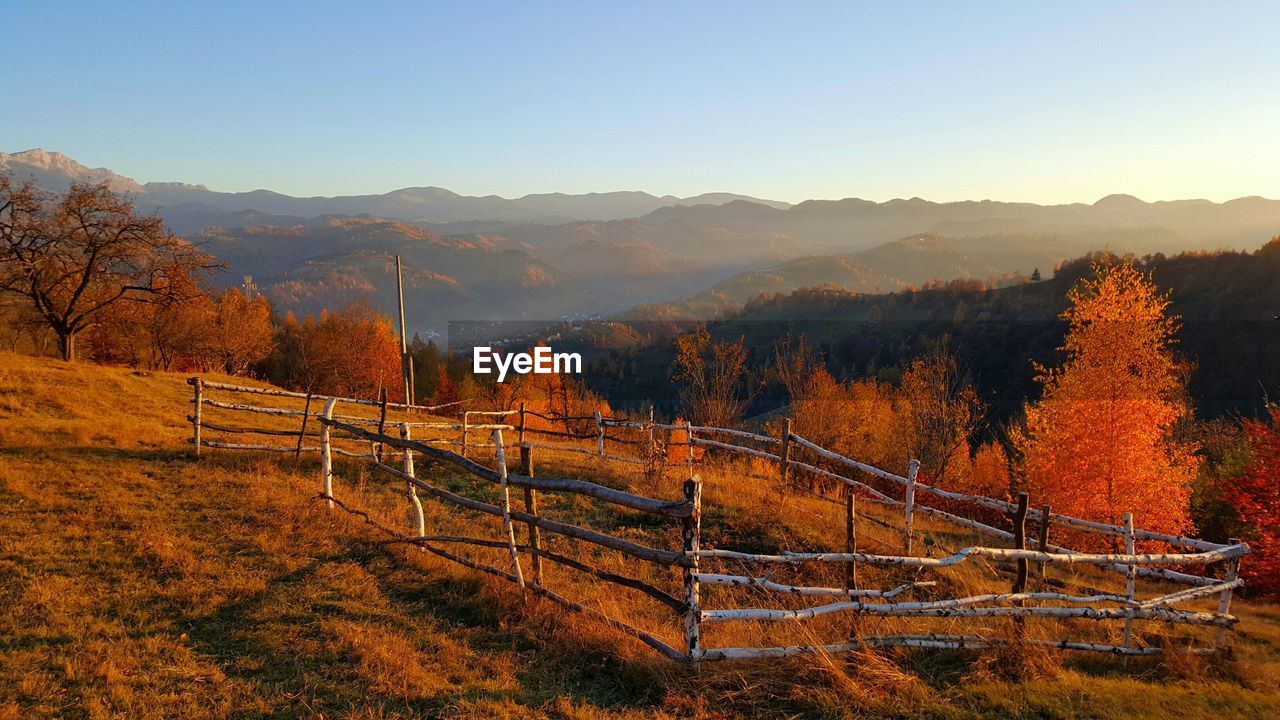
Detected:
left=631, top=226, right=1229, bottom=320
left=193, top=218, right=735, bottom=336
left=468, top=216, right=803, bottom=268
left=195, top=219, right=571, bottom=332
left=632, top=255, right=904, bottom=320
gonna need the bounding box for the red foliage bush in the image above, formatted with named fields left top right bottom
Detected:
left=1229, top=406, right=1280, bottom=596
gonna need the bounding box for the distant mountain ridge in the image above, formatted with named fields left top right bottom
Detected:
left=0, top=149, right=790, bottom=230
left=635, top=193, right=1280, bottom=252
left=7, top=148, right=1278, bottom=341
left=6, top=149, right=1277, bottom=251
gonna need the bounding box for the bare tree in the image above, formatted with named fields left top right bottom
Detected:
left=0, top=174, right=218, bottom=360
left=899, top=346, right=984, bottom=482
left=771, top=333, right=820, bottom=403
left=672, top=327, right=755, bottom=426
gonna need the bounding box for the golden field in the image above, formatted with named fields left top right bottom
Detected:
left=2, top=352, right=1279, bottom=719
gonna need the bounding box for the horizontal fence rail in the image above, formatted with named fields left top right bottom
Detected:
left=184, top=376, right=1249, bottom=664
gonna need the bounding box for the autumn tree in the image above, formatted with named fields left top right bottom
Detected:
left=899, top=347, right=983, bottom=483
left=672, top=327, right=753, bottom=426
left=408, top=335, right=443, bottom=403
left=265, top=303, right=403, bottom=401
left=963, top=441, right=1012, bottom=498
left=432, top=363, right=458, bottom=406
left=85, top=287, right=211, bottom=370
left=0, top=175, right=217, bottom=360
left=207, top=289, right=273, bottom=374
left=1016, top=260, right=1196, bottom=534
left=771, top=334, right=902, bottom=469
left=771, top=334, right=821, bottom=404
left=1223, top=405, right=1280, bottom=596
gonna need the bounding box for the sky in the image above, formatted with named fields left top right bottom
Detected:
left=3, top=1, right=1278, bottom=204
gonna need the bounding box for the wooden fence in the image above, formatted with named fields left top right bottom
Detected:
left=186, top=377, right=1251, bottom=663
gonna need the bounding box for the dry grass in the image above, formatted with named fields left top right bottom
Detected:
left=2, top=351, right=1279, bottom=718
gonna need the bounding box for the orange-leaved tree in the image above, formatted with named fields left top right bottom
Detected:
left=672, top=327, right=753, bottom=426
left=207, top=288, right=274, bottom=375
left=269, top=303, right=404, bottom=402
left=1016, top=260, right=1196, bottom=535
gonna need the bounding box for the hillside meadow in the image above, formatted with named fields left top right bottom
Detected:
left=2, top=353, right=1280, bottom=719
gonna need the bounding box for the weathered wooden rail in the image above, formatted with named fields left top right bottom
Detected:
left=185, top=377, right=1250, bottom=664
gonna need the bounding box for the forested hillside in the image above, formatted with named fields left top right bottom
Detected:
left=584, top=243, right=1280, bottom=423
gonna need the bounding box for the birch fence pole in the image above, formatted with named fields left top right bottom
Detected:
left=402, top=423, right=425, bottom=543
left=1038, top=503, right=1052, bottom=581
left=189, top=377, right=202, bottom=457
left=493, top=429, right=525, bottom=591
left=295, top=392, right=313, bottom=460
left=779, top=418, right=792, bottom=491
left=320, top=398, right=337, bottom=508
left=845, top=489, right=858, bottom=591
left=521, top=443, right=543, bottom=586
left=685, top=421, right=695, bottom=477
left=375, top=388, right=388, bottom=462
left=461, top=412, right=470, bottom=458
left=1215, top=537, right=1241, bottom=650
left=1123, top=512, right=1136, bottom=654
left=595, top=410, right=604, bottom=459
left=682, top=474, right=703, bottom=662
left=904, top=459, right=919, bottom=554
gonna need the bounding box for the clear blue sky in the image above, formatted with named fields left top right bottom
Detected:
left=4, top=1, right=1278, bottom=203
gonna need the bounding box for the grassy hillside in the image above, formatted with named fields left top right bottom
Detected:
left=3, top=354, right=1280, bottom=718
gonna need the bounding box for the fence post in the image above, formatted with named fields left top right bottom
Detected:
left=320, top=398, right=337, bottom=508
left=518, top=400, right=527, bottom=448
left=1037, top=503, right=1052, bottom=581
left=1012, top=492, right=1029, bottom=594
left=188, top=377, right=202, bottom=457
left=1123, top=512, right=1136, bottom=654
left=402, top=423, right=425, bottom=544
left=521, top=443, right=543, bottom=586
left=904, top=459, right=919, bottom=554
left=374, top=388, right=388, bottom=462
left=845, top=489, right=857, bottom=592
left=595, top=410, right=604, bottom=459
left=682, top=474, right=703, bottom=662
left=493, top=429, right=525, bottom=591
left=295, top=391, right=313, bottom=460
left=1215, top=537, right=1241, bottom=651
left=778, top=418, right=792, bottom=490
left=685, top=420, right=695, bottom=477
left=461, top=411, right=470, bottom=458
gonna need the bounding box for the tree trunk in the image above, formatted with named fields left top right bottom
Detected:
left=57, top=330, right=76, bottom=362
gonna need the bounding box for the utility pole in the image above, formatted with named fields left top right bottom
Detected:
left=395, top=255, right=414, bottom=405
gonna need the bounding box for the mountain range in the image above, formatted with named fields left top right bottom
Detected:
left=0, top=149, right=790, bottom=230
left=4, top=148, right=1278, bottom=339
